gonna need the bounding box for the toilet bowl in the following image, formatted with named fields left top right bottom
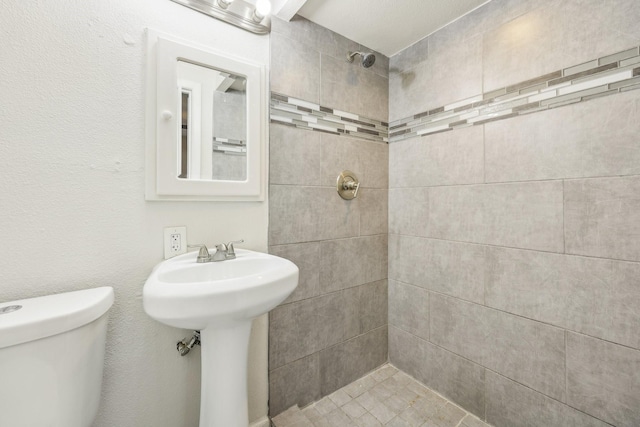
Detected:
left=0, top=287, right=114, bottom=427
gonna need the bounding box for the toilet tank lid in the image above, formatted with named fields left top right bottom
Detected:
left=0, top=287, right=114, bottom=349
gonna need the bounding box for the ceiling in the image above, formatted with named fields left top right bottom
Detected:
left=271, top=0, right=492, bottom=57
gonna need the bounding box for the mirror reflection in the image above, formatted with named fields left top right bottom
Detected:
left=177, top=60, right=247, bottom=182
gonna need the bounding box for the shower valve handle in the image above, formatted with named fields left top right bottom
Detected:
left=343, top=180, right=360, bottom=198
left=337, top=171, right=360, bottom=200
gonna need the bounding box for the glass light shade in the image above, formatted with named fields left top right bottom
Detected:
left=255, top=0, right=271, bottom=17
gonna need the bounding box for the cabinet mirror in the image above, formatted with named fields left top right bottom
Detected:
left=146, top=30, right=266, bottom=201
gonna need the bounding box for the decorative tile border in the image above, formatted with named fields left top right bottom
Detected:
left=389, top=45, right=640, bottom=142
left=270, top=93, right=389, bottom=143
left=270, top=45, right=640, bottom=145
left=212, top=137, right=246, bottom=155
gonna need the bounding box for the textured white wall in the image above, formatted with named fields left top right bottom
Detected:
left=0, top=1, right=269, bottom=426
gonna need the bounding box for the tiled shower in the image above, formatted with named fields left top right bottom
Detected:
left=268, top=0, right=640, bottom=426
left=268, top=14, right=390, bottom=416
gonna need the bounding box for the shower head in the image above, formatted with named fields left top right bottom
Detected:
left=347, top=51, right=376, bottom=68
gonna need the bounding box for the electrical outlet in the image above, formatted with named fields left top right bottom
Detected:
left=164, top=226, right=187, bottom=259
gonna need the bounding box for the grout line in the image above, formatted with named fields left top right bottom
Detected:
left=484, top=366, right=488, bottom=422
left=482, top=243, right=487, bottom=307
left=564, top=330, right=568, bottom=403
left=387, top=232, right=640, bottom=265
left=482, top=123, right=486, bottom=184
left=562, top=179, right=566, bottom=254
left=317, top=51, right=322, bottom=109
left=425, top=288, right=567, bottom=332
left=568, top=329, right=640, bottom=354
left=390, top=286, right=640, bottom=352
left=270, top=325, right=388, bottom=373
left=269, top=183, right=388, bottom=189
left=389, top=326, right=615, bottom=426
left=486, top=370, right=615, bottom=427
left=385, top=173, right=640, bottom=190
left=427, top=290, right=432, bottom=342
left=270, top=232, right=388, bottom=248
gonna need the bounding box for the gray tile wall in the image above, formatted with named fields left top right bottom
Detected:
left=390, top=0, right=640, bottom=121
left=270, top=16, right=388, bottom=121
left=389, top=47, right=640, bottom=142
left=389, top=0, right=640, bottom=426
left=269, top=16, right=389, bottom=416
left=482, top=0, right=640, bottom=93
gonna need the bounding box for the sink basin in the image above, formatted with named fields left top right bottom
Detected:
left=144, top=249, right=298, bottom=329
left=143, top=248, right=298, bottom=427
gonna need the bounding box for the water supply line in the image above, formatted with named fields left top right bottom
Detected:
left=177, top=331, right=201, bottom=356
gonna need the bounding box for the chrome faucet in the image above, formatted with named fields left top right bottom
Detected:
left=212, top=244, right=229, bottom=261
left=188, top=240, right=244, bottom=263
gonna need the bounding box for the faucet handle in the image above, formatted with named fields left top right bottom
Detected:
left=187, top=244, right=211, bottom=263
left=226, top=240, right=244, bottom=258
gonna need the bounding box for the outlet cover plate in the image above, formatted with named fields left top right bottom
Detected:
left=164, top=226, right=187, bottom=259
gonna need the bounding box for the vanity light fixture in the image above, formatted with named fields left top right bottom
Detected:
left=253, top=0, right=272, bottom=22
left=217, top=0, right=233, bottom=8
left=171, top=0, right=271, bottom=35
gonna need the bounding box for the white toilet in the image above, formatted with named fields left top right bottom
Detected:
left=0, top=287, right=114, bottom=427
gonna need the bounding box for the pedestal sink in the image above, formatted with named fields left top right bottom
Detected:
left=143, top=249, right=299, bottom=427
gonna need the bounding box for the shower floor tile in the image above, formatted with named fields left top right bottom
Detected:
left=271, top=364, right=492, bottom=427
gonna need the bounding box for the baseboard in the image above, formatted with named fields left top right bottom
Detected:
left=249, top=415, right=271, bottom=427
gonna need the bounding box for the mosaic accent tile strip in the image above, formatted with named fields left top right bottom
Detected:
left=389, top=45, right=640, bottom=143
left=270, top=93, right=389, bottom=143
left=212, top=137, right=246, bottom=154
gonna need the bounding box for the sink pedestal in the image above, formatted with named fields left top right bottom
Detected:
left=143, top=249, right=299, bottom=427
left=199, top=322, right=253, bottom=427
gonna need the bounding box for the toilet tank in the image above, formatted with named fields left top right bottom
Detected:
left=0, top=287, right=114, bottom=427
